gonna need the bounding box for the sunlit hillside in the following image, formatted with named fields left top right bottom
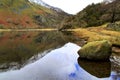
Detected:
left=0, top=0, right=68, bottom=29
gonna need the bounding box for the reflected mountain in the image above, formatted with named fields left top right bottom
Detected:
left=0, top=31, right=85, bottom=71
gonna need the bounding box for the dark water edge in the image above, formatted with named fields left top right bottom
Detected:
left=78, top=58, right=111, bottom=78
left=0, top=31, right=119, bottom=78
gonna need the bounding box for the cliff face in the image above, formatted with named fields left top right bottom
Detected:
left=0, top=0, right=68, bottom=29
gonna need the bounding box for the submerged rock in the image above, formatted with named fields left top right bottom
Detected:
left=78, top=40, right=112, bottom=60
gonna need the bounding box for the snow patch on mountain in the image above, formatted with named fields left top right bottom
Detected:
left=29, top=0, right=50, bottom=8
left=29, top=0, right=63, bottom=12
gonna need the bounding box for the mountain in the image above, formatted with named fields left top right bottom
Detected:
left=29, top=0, right=50, bottom=8
left=60, top=0, right=120, bottom=29
left=29, top=0, right=63, bottom=12
left=0, top=0, right=68, bottom=29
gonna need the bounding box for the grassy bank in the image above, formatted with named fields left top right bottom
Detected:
left=71, top=24, right=120, bottom=46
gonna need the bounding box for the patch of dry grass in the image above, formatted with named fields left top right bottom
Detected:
left=73, top=25, right=120, bottom=46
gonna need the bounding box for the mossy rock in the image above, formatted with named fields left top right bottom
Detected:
left=78, top=40, right=112, bottom=60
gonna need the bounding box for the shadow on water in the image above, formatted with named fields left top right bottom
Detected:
left=78, top=57, right=111, bottom=78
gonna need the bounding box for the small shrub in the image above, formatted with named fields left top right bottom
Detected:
left=106, top=23, right=120, bottom=31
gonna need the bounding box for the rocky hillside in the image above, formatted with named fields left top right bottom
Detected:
left=60, top=0, right=120, bottom=29
left=0, top=0, right=68, bottom=29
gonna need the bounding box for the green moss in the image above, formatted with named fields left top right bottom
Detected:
left=78, top=40, right=112, bottom=60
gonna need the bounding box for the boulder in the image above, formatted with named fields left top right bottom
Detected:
left=78, top=40, right=112, bottom=60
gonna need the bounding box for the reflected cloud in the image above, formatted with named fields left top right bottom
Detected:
left=0, top=43, right=119, bottom=80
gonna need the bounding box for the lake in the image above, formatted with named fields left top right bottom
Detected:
left=0, top=31, right=83, bottom=71
left=0, top=30, right=120, bottom=80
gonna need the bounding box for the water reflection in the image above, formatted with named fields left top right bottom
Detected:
left=0, top=31, right=120, bottom=79
left=0, top=43, right=106, bottom=80
left=110, top=71, right=120, bottom=80
left=0, top=42, right=119, bottom=80
left=0, top=31, right=85, bottom=71
left=110, top=55, right=120, bottom=80
left=78, top=58, right=111, bottom=78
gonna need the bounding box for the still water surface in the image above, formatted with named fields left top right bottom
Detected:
left=0, top=31, right=119, bottom=79
left=0, top=31, right=82, bottom=71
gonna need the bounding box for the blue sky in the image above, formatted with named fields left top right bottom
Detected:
left=42, top=0, right=103, bottom=14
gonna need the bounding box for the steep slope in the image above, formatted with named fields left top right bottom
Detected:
left=0, top=0, right=68, bottom=29
left=60, top=0, right=120, bottom=29
left=29, top=0, right=65, bottom=12
left=29, top=0, right=49, bottom=7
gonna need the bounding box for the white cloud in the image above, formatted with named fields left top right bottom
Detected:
left=42, top=0, right=103, bottom=14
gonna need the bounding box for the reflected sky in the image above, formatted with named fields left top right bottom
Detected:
left=0, top=43, right=119, bottom=80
